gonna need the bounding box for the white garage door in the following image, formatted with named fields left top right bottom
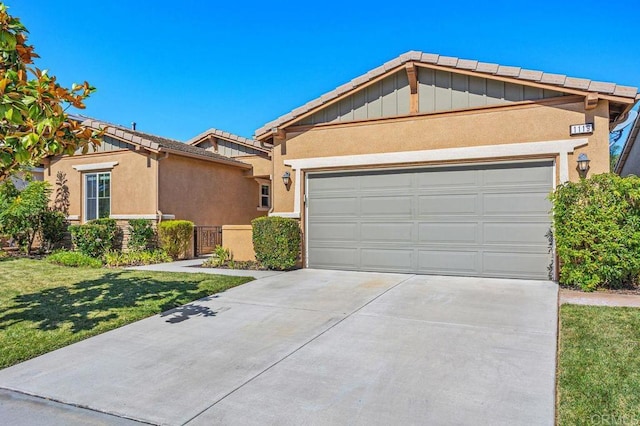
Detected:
left=306, top=161, right=554, bottom=280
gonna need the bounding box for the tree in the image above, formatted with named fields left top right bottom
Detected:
left=0, top=179, right=50, bottom=253
left=0, top=3, right=101, bottom=180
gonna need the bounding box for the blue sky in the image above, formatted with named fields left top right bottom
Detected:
left=10, top=0, right=640, bottom=142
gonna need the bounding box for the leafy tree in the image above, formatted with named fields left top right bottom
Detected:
left=0, top=3, right=101, bottom=180
left=0, top=179, right=51, bottom=253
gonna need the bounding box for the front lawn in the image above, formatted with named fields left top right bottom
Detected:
left=0, top=257, right=252, bottom=369
left=558, top=305, right=640, bottom=425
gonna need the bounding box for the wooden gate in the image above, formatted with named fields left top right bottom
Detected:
left=193, top=226, right=222, bottom=256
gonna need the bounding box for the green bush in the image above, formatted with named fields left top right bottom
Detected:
left=550, top=173, right=640, bottom=291
left=0, top=180, right=51, bottom=253
left=204, top=245, right=233, bottom=267
left=252, top=216, right=301, bottom=270
left=46, top=250, right=102, bottom=268
left=158, top=220, right=193, bottom=260
left=104, top=249, right=171, bottom=267
left=40, top=210, right=68, bottom=251
left=128, top=219, right=155, bottom=251
left=69, top=218, right=118, bottom=258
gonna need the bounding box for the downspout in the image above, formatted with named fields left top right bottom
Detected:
left=156, top=151, right=169, bottom=222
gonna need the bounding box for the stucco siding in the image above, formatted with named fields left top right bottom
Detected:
left=45, top=150, right=158, bottom=221
left=158, top=155, right=265, bottom=226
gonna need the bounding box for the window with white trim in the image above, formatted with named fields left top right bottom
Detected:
left=85, top=172, right=111, bottom=221
left=260, top=184, right=270, bottom=209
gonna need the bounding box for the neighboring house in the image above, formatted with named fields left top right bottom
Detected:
left=615, top=113, right=640, bottom=176
left=249, top=50, right=639, bottom=280
left=43, top=118, right=270, bottom=238
left=9, top=166, right=44, bottom=190
left=187, top=128, right=273, bottom=212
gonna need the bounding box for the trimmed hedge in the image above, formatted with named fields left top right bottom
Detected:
left=252, top=216, right=301, bottom=270
left=158, top=220, right=193, bottom=260
left=128, top=219, right=155, bottom=251
left=69, top=218, right=118, bottom=258
left=550, top=173, right=640, bottom=291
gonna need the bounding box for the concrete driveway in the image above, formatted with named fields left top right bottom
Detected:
left=0, top=270, right=558, bottom=425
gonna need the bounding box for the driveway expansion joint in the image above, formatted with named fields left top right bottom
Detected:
left=181, top=274, right=416, bottom=425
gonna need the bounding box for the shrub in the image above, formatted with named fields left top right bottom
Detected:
left=104, top=249, right=171, bottom=267
left=158, top=220, right=193, bottom=260
left=128, top=219, right=155, bottom=251
left=40, top=210, right=68, bottom=252
left=550, top=173, right=640, bottom=291
left=204, top=245, right=233, bottom=267
left=252, top=216, right=301, bottom=270
left=0, top=180, right=51, bottom=254
left=69, top=218, right=118, bottom=258
left=46, top=250, right=103, bottom=268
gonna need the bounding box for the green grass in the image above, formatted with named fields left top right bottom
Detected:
left=558, top=305, right=640, bottom=425
left=0, top=257, right=252, bottom=369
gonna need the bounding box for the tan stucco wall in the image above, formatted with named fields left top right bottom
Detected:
left=235, top=155, right=272, bottom=178
left=272, top=98, right=610, bottom=213
left=158, top=155, right=266, bottom=225
left=45, top=150, right=158, bottom=221
left=222, top=225, right=255, bottom=261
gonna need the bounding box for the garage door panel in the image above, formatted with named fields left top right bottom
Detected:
left=482, top=193, right=551, bottom=215
left=308, top=247, right=358, bottom=269
left=361, top=248, right=413, bottom=270
left=307, top=161, right=553, bottom=279
left=483, top=223, right=550, bottom=245
left=419, top=223, right=478, bottom=243
left=418, top=250, right=479, bottom=274
left=360, top=172, right=413, bottom=190
left=308, top=222, right=358, bottom=242
left=361, top=223, right=413, bottom=243
left=361, top=196, right=413, bottom=217
left=483, top=163, right=553, bottom=186
left=417, top=168, right=478, bottom=188
left=483, top=252, right=552, bottom=278
left=418, top=194, right=478, bottom=215
left=310, top=197, right=359, bottom=216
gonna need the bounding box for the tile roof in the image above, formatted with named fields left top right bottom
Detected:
left=187, top=128, right=272, bottom=152
left=75, top=116, right=250, bottom=168
left=255, top=50, right=639, bottom=138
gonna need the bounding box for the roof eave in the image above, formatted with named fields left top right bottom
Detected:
left=158, top=147, right=252, bottom=169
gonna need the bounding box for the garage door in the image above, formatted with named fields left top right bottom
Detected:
left=306, top=161, right=554, bottom=279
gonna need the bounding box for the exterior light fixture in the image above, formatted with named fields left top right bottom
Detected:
left=577, top=153, right=590, bottom=177
left=282, top=171, right=291, bottom=186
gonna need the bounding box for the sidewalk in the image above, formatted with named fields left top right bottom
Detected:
left=559, top=289, right=640, bottom=308
left=126, top=257, right=285, bottom=279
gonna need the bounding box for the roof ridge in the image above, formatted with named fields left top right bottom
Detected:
left=255, top=50, right=639, bottom=138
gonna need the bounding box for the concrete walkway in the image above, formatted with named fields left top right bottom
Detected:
left=0, top=270, right=558, bottom=425
left=126, top=257, right=285, bottom=279
left=560, top=289, right=640, bottom=307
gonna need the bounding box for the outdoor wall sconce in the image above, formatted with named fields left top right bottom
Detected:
left=282, top=171, right=291, bottom=186
left=577, top=153, right=590, bottom=178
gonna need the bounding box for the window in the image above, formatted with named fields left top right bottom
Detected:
left=260, top=184, right=270, bottom=209
left=85, top=172, right=110, bottom=221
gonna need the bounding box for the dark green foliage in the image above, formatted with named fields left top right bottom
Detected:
left=252, top=216, right=301, bottom=270
left=46, top=250, right=102, bottom=268
left=40, top=209, right=68, bottom=251
left=128, top=219, right=155, bottom=251
left=0, top=180, right=51, bottom=253
left=69, top=218, right=118, bottom=258
left=104, top=249, right=171, bottom=267
left=157, top=220, right=193, bottom=260
left=550, top=173, right=640, bottom=291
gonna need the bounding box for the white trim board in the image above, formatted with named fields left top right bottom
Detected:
left=278, top=138, right=588, bottom=218
left=72, top=161, right=119, bottom=172
left=109, top=214, right=176, bottom=220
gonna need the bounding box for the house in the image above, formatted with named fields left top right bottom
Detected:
left=43, top=117, right=270, bottom=248
left=231, top=50, right=639, bottom=280
left=615, top=112, right=640, bottom=176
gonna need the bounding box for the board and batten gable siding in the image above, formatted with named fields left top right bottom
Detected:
left=297, top=69, right=568, bottom=126
left=74, top=135, right=135, bottom=155
left=299, top=72, right=411, bottom=125
left=198, top=138, right=265, bottom=158
left=418, top=68, right=567, bottom=113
